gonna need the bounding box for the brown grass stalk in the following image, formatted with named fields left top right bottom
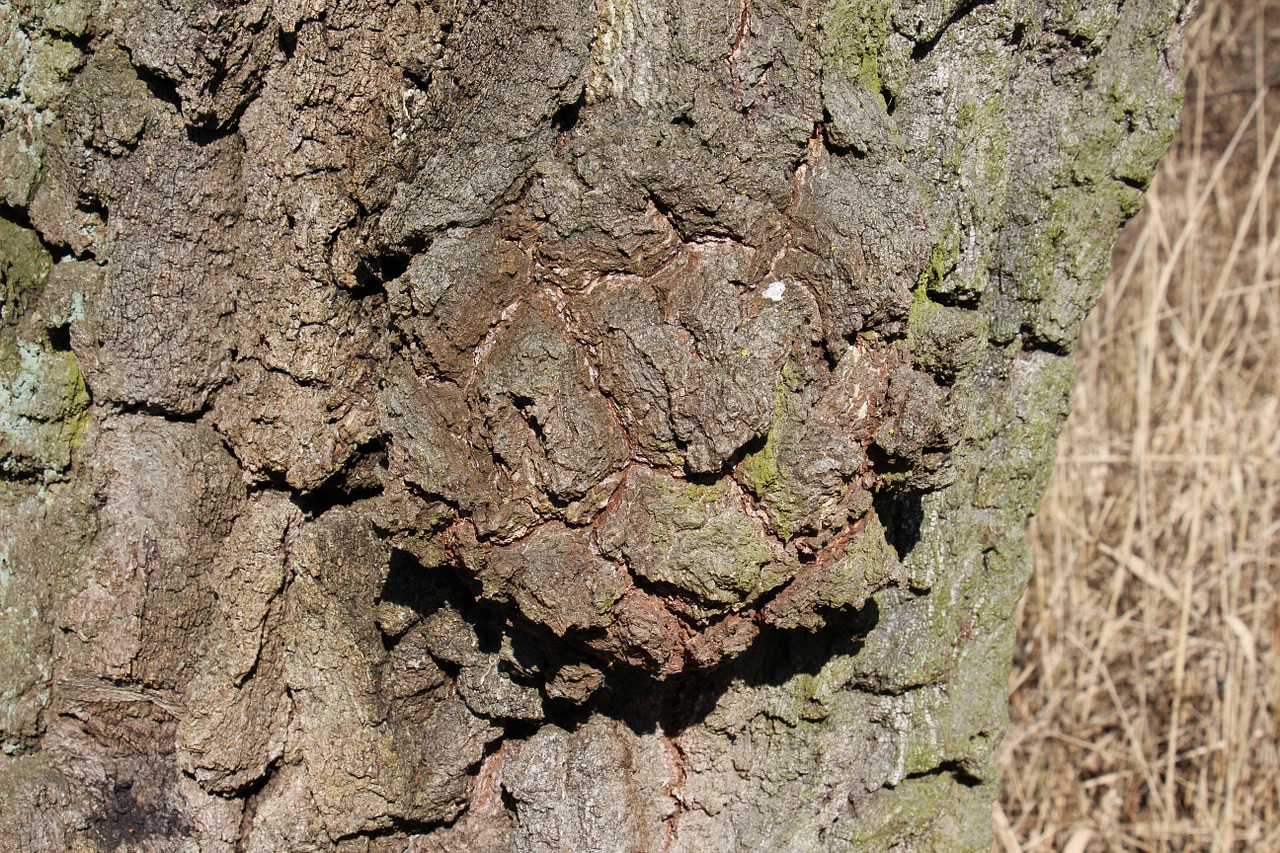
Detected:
left=998, top=0, right=1280, bottom=849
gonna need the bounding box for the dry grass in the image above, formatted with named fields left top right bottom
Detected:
left=997, top=0, right=1280, bottom=849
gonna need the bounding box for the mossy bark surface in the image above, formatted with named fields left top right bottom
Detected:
left=1, top=0, right=1187, bottom=848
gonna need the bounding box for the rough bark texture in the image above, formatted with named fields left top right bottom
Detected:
left=1, top=0, right=1187, bottom=849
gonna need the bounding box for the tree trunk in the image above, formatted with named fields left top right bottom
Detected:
left=1, top=0, right=1187, bottom=849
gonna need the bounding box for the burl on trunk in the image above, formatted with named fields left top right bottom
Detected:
left=0, top=0, right=1187, bottom=849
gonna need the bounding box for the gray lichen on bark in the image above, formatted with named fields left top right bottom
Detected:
left=1, top=0, right=1187, bottom=849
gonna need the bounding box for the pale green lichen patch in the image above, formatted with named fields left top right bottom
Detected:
left=740, top=435, right=806, bottom=543
left=967, top=349, right=1075, bottom=507
left=846, top=586, right=957, bottom=688
left=832, top=772, right=993, bottom=851
left=762, top=650, right=860, bottom=728
left=884, top=682, right=995, bottom=782
left=908, top=285, right=989, bottom=381
left=842, top=348, right=1078, bottom=696
left=22, top=36, right=83, bottom=110
left=738, top=353, right=880, bottom=544
left=0, top=217, right=89, bottom=478
left=1, top=219, right=52, bottom=326
left=35, top=0, right=96, bottom=39
left=1007, top=0, right=1184, bottom=348
left=819, top=0, right=899, bottom=153
left=762, top=519, right=902, bottom=631
left=597, top=467, right=793, bottom=619
left=1047, top=0, right=1123, bottom=53
left=739, top=364, right=806, bottom=540
left=821, top=0, right=892, bottom=92
left=0, top=338, right=91, bottom=478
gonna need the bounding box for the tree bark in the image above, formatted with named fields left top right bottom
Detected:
left=1, top=0, right=1187, bottom=849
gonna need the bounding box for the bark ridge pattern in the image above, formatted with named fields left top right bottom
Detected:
left=0, top=0, right=1186, bottom=848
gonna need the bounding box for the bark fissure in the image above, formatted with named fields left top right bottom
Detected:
left=0, top=0, right=1189, bottom=847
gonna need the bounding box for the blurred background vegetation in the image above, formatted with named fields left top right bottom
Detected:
left=998, top=0, right=1280, bottom=849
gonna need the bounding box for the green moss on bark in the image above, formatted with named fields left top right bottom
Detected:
left=821, top=0, right=892, bottom=93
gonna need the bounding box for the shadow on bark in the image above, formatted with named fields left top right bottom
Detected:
left=379, top=546, right=883, bottom=737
